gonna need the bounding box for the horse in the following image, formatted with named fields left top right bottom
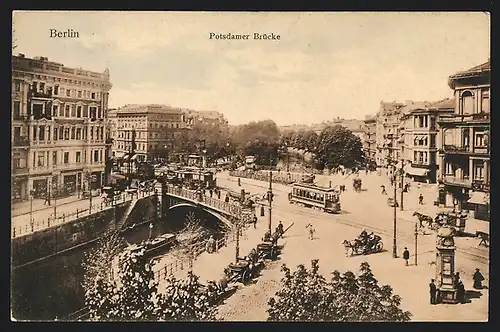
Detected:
left=413, top=212, right=433, bottom=228
left=342, top=239, right=360, bottom=256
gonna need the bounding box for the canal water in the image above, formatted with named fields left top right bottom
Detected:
left=11, top=207, right=225, bottom=321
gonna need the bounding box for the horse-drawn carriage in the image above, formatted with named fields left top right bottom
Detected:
left=342, top=234, right=383, bottom=256
left=257, top=232, right=281, bottom=260
left=225, top=260, right=254, bottom=284
left=353, top=178, right=362, bottom=192
left=413, top=211, right=466, bottom=233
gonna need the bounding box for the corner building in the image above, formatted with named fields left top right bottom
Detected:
left=11, top=54, right=112, bottom=201
left=438, top=60, right=490, bottom=220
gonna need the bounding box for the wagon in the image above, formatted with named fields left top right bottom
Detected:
left=226, top=260, right=252, bottom=284
left=257, top=241, right=278, bottom=260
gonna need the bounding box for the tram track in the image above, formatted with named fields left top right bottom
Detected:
left=221, top=176, right=489, bottom=266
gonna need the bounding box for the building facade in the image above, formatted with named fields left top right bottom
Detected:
left=400, top=99, right=455, bottom=183
left=109, top=104, right=188, bottom=162
left=363, top=115, right=377, bottom=164
left=438, top=60, right=490, bottom=220
left=375, top=101, right=406, bottom=171
left=12, top=54, right=112, bottom=202
left=183, top=109, right=229, bottom=128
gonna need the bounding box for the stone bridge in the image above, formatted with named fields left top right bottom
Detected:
left=154, top=184, right=252, bottom=231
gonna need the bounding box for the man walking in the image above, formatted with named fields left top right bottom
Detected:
left=403, top=247, right=410, bottom=266
left=306, top=223, right=315, bottom=240
left=252, top=214, right=258, bottom=229
left=381, top=185, right=387, bottom=195
left=429, top=279, right=437, bottom=305
left=419, top=194, right=424, bottom=205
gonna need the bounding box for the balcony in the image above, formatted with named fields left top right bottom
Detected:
left=442, top=175, right=472, bottom=188
left=12, top=167, right=29, bottom=176
left=13, top=137, right=30, bottom=148
left=411, top=160, right=429, bottom=167
left=438, top=112, right=490, bottom=125
left=442, top=144, right=489, bottom=156
left=31, top=90, right=53, bottom=99
left=472, top=179, right=490, bottom=193
left=13, top=114, right=29, bottom=121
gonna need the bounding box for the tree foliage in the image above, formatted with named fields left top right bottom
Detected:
left=315, top=125, right=364, bottom=169
left=267, top=260, right=412, bottom=322
left=231, top=120, right=280, bottom=165
left=84, top=244, right=217, bottom=321
left=169, top=212, right=211, bottom=261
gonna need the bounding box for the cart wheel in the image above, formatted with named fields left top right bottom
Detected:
left=376, top=242, right=384, bottom=252
left=241, top=270, right=250, bottom=284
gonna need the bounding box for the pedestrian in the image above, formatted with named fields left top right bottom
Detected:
left=238, top=177, right=241, bottom=186
left=381, top=185, right=387, bottom=195
left=225, top=194, right=229, bottom=203
left=429, top=279, right=437, bottom=305
left=209, top=189, right=213, bottom=198
left=217, top=189, right=221, bottom=199
left=473, top=268, right=484, bottom=289
left=44, top=192, right=51, bottom=206
left=403, top=247, right=410, bottom=266
left=276, top=221, right=284, bottom=237
left=306, top=223, right=315, bottom=240
left=252, top=214, right=257, bottom=229
left=453, top=272, right=460, bottom=289
left=457, top=280, right=466, bottom=304
left=260, top=205, right=265, bottom=217
left=419, top=194, right=424, bottom=205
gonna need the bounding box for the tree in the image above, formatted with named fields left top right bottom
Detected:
left=84, top=242, right=218, bottom=321
left=169, top=212, right=212, bottom=263
left=267, top=260, right=412, bottom=322
left=316, top=125, right=365, bottom=169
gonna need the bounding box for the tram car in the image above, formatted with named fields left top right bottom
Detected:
left=175, top=167, right=217, bottom=189
left=288, top=182, right=341, bottom=213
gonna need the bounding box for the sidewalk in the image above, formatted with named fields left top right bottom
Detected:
left=157, top=218, right=267, bottom=290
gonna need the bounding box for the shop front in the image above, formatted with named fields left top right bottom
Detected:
left=467, top=191, right=490, bottom=221
left=32, top=178, right=48, bottom=199
left=63, top=174, right=77, bottom=197
left=90, top=171, right=103, bottom=190
left=12, top=176, right=29, bottom=202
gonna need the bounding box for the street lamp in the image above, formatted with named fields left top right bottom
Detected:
left=391, top=162, right=398, bottom=258
left=29, top=189, right=35, bottom=229
left=267, top=154, right=273, bottom=233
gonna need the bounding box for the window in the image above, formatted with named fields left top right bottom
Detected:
left=94, top=150, right=99, bottom=162
left=475, top=133, right=485, bottom=147
left=63, top=152, right=69, bottom=164
left=83, top=106, right=88, bottom=117
left=461, top=91, right=474, bottom=115
left=475, top=164, right=484, bottom=180
left=66, top=89, right=71, bottom=97
left=71, top=127, right=76, bottom=140
left=38, top=126, right=45, bottom=140
left=32, top=82, right=38, bottom=92
left=39, top=82, right=45, bottom=92
left=76, top=128, right=82, bottom=140
left=15, top=81, right=21, bottom=92
left=77, top=106, right=82, bottom=118
left=430, top=152, right=436, bottom=165
left=91, top=92, right=96, bottom=99
left=52, top=151, right=57, bottom=166
left=52, top=105, right=58, bottom=117
left=65, top=105, right=70, bottom=117
left=13, top=101, right=20, bottom=119
left=78, top=90, right=82, bottom=98
left=71, top=105, right=76, bottom=117
left=430, top=134, right=436, bottom=148
left=481, top=90, right=490, bottom=113
left=37, top=153, right=45, bottom=167
left=90, top=127, right=94, bottom=140
left=54, top=85, right=59, bottom=95
left=76, top=151, right=81, bottom=163
left=64, top=128, right=70, bottom=140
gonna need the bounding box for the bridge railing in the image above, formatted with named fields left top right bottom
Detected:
left=11, top=191, right=157, bottom=239
left=229, top=170, right=300, bottom=185
left=153, top=228, right=246, bottom=282
left=164, top=184, right=242, bottom=217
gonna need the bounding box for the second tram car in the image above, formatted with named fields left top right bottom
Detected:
left=288, top=182, right=341, bottom=213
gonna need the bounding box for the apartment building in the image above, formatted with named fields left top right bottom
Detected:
left=363, top=115, right=377, bottom=164
left=399, top=99, right=454, bottom=183
left=375, top=101, right=406, bottom=171
left=438, top=60, right=490, bottom=220
left=11, top=54, right=112, bottom=202
left=109, top=104, right=188, bottom=162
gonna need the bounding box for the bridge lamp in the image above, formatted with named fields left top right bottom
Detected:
left=149, top=222, right=153, bottom=241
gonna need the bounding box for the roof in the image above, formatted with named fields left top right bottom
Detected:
left=292, top=182, right=337, bottom=192
left=116, top=104, right=183, bottom=114
left=428, top=98, right=455, bottom=109
left=449, top=60, right=490, bottom=79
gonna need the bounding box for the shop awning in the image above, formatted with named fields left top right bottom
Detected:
left=467, top=191, right=489, bottom=205
left=111, top=172, right=126, bottom=180
left=115, top=152, right=126, bottom=159
left=405, top=167, right=428, bottom=176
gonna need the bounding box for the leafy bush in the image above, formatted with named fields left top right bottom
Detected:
left=267, top=260, right=411, bottom=322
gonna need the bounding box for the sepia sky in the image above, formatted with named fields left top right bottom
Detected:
left=13, top=11, right=490, bottom=126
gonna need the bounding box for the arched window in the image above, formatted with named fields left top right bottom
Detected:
left=461, top=91, right=474, bottom=115
left=443, top=129, right=454, bottom=146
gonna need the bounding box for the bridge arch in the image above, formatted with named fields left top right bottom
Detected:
left=165, top=203, right=234, bottom=234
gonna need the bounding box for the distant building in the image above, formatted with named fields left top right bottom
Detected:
left=438, top=60, right=490, bottom=220
left=183, top=109, right=228, bottom=128
left=363, top=115, right=377, bottom=163
left=109, top=104, right=188, bottom=162
left=400, top=99, right=455, bottom=183
left=11, top=54, right=112, bottom=201
left=374, top=101, right=406, bottom=170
